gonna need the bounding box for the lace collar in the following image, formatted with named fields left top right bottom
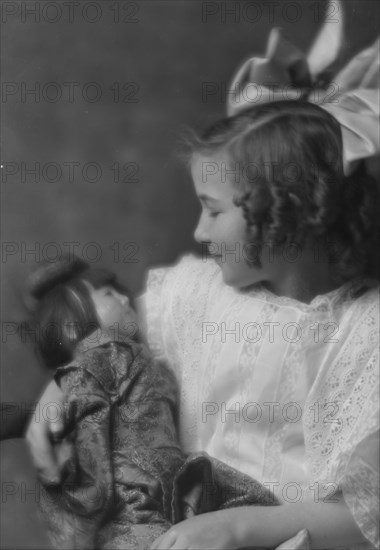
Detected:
left=235, top=276, right=377, bottom=314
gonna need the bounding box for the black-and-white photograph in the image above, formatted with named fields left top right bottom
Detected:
left=1, top=1, right=379, bottom=548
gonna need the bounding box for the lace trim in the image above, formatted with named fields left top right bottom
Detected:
left=244, top=277, right=374, bottom=314
left=342, top=456, right=380, bottom=549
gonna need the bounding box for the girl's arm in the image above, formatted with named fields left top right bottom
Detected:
left=235, top=495, right=368, bottom=549
left=151, top=494, right=369, bottom=549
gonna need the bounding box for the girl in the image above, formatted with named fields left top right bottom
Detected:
left=147, top=100, right=379, bottom=549
left=26, top=33, right=379, bottom=549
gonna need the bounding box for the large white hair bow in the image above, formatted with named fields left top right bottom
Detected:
left=227, top=0, right=379, bottom=176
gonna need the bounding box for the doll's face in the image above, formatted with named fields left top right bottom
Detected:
left=85, top=283, right=138, bottom=334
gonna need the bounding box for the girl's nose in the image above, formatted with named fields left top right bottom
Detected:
left=193, top=214, right=208, bottom=244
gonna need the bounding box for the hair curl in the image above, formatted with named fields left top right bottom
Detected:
left=186, top=100, right=378, bottom=280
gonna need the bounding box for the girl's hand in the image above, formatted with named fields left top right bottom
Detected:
left=26, top=379, right=69, bottom=484
left=150, top=511, right=241, bottom=550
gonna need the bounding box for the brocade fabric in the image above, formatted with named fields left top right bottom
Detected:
left=39, top=333, right=301, bottom=549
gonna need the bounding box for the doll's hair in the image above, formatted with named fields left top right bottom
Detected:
left=186, top=100, right=378, bottom=279
left=25, top=261, right=129, bottom=369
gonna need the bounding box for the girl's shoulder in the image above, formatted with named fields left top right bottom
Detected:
left=145, top=253, right=219, bottom=291
left=143, top=253, right=223, bottom=313
left=336, top=278, right=379, bottom=322
left=245, top=276, right=379, bottom=319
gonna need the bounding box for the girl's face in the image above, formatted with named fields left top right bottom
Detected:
left=85, top=283, right=138, bottom=333
left=191, top=152, right=276, bottom=289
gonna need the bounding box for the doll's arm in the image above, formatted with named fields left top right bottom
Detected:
left=44, top=365, right=115, bottom=549
left=57, top=366, right=114, bottom=515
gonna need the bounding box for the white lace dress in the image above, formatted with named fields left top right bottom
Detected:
left=140, top=254, right=379, bottom=549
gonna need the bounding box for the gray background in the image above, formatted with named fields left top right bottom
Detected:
left=1, top=1, right=379, bottom=546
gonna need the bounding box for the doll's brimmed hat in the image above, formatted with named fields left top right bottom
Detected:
left=24, top=254, right=121, bottom=311
left=26, top=254, right=89, bottom=300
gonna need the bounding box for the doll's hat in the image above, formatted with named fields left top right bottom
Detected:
left=26, top=254, right=89, bottom=301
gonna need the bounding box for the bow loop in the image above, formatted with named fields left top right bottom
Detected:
left=227, top=28, right=311, bottom=116
left=333, top=37, right=380, bottom=92
left=227, top=25, right=379, bottom=175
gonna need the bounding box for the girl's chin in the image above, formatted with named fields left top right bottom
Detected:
left=219, top=264, right=264, bottom=289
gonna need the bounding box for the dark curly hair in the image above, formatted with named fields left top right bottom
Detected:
left=187, top=100, right=378, bottom=280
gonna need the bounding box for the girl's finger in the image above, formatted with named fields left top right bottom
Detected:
left=171, top=543, right=189, bottom=550
left=49, top=419, right=65, bottom=443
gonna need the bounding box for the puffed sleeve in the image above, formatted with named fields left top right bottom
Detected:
left=341, top=428, right=380, bottom=549
left=336, top=342, right=380, bottom=549
left=138, top=261, right=177, bottom=367
left=305, top=288, right=380, bottom=549
left=138, top=254, right=219, bottom=381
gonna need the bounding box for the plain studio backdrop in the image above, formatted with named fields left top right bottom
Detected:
left=1, top=1, right=379, bottom=547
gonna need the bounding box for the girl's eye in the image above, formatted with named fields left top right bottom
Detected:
left=104, top=290, right=112, bottom=297
left=209, top=212, right=220, bottom=218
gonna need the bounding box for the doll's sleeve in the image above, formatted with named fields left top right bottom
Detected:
left=51, top=357, right=115, bottom=548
